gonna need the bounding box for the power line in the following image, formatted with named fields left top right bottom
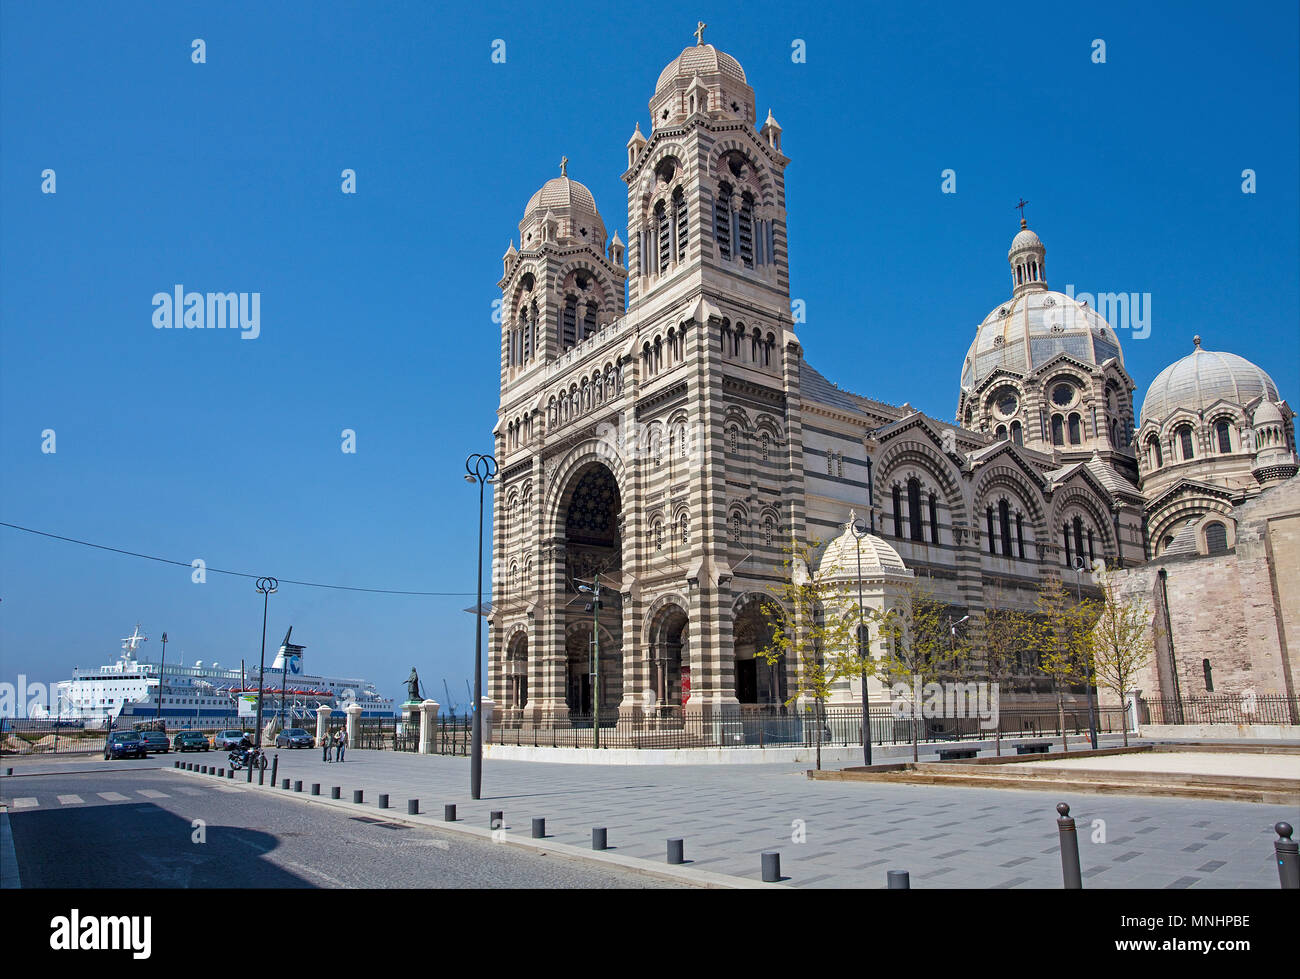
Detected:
left=0, top=521, right=478, bottom=596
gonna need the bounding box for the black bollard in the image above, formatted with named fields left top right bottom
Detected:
left=174, top=761, right=179, bottom=768
left=490, top=810, right=504, bottom=830
left=592, top=827, right=607, bottom=850
left=532, top=818, right=546, bottom=839
left=311, top=783, right=320, bottom=796
left=667, top=838, right=684, bottom=865
left=407, top=799, right=419, bottom=815
left=331, top=786, right=341, bottom=799
left=761, top=851, right=781, bottom=883
left=1276, top=822, right=1298, bottom=889
left=257, top=765, right=264, bottom=785
left=887, top=870, right=911, bottom=889
left=270, top=755, right=278, bottom=787
left=246, top=763, right=252, bottom=783
left=378, top=794, right=389, bottom=809
left=353, top=789, right=363, bottom=804
left=293, top=780, right=302, bottom=793
left=444, top=804, right=457, bottom=822
left=1056, top=803, right=1083, bottom=889
left=282, top=778, right=290, bottom=790
left=218, top=768, right=225, bottom=777
left=200, top=765, right=206, bottom=774
left=226, top=769, right=232, bottom=779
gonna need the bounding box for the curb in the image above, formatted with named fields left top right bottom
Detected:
left=167, top=767, right=785, bottom=890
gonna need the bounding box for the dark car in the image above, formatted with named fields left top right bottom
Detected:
left=138, top=729, right=170, bottom=753
left=173, top=731, right=210, bottom=752
left=213, top=730, right=248, bottom=750
left=104, top=731, right=146, bottom=760
left=275, top=728, right=313, bottom=748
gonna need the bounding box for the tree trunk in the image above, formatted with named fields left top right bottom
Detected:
left=1057, top=688, right=1068, bottom=752
left=1120, top=685, right=1130, bottom=747
left=815, top=698, right=823, bottom=771
left=911, top=710, right=919, bottom=763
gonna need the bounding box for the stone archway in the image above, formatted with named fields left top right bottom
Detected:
left=647, top=602, right=690, bottom=708
left=505, top=632, right=528, bottom=713
left=732, top=597, right=787, bottom=706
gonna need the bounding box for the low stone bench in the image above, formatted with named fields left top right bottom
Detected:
left=937, top=746, right=978, bottom=761
left=1016, top=741, right=1051, bottom=755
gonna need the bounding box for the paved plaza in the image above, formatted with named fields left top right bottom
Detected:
left=105, top=747, right=1295, bottom=888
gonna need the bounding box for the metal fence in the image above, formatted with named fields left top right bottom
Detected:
left=487, top=704, right=1130, bottom=751
left=1138, top=695, right=1299, bottom=727
left=350, top=714, right=473, bottom=755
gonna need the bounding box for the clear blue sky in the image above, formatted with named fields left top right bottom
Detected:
left=2, top=0, right=1297, bottom=709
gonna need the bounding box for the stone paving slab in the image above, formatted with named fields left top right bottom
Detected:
left=206, top=749, right=1290, bottom=889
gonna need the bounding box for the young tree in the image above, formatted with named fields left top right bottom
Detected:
left=1021, top=575, right=1097, bottom=752
left=869, top=577, right=972, bottom=762
left=758, top=538, right=858, bottom=771
left=1089, top=561, right=1156, bottom=746
left=978, top=588, right=1032, bottom=756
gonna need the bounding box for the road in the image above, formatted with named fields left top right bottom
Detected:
left=0, top=765, right=678, bottom=888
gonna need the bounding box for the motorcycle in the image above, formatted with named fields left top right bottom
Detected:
left=227, top=745, right=268, bottom=771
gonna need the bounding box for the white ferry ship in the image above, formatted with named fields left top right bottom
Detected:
left=53, top=625, right=394, bottom=727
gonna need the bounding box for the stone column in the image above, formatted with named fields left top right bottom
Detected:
left=538, top=538, right=571, bottom=725
left=418, top=698, right=440, bottom=754
left=345, top=702, right=362, bottom=748
left=315, top=705, right=332, bottom=748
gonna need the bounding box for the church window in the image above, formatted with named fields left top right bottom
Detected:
left=763, top=515, right=775, bottom=546
left=738, top=192, right=755, bottom=268
left=892, top=486, right=903, bottom=538
left=1000, top=499, right=1012, bottom=556
left=728, top=425, right=739, bottom=454
left=674, top=188, right=688, bottom=262
left=1011, top=420, right=1023, bottom=445
left=1073, top=517, right=1085, bottom=565
left=764, top=333, right=775, bottom=367
left=1205, top=521, right=1228, bottom=555
left=1068, top=413, right=1082, bottom=445
left=1177, top=424, right=1194, bottom=460
left=1087, top=528, right=1095, bottom=563
left=1202, top=659, right=1214, bottom=692
left=908, top=478, right=923, bottom=542
left=1215, top=419, right=1231, bottom=453
left=715, top=183, right=733, bottom=260
left=1148, top=436, right=1162, bottom=469
left=731, top=513, right=742, bottom=542
left=986, top=506, right=996, bottom=554
left=1063, top=526, right=1072, bottom=566
left=929, top=493, right=939, bottom=544
left=583, top=303, right=598, bottom=343
left=679, top=512, right=689, bottom=545
left=837, top=454, right=844, bottom=478
left=562, top=296, right=577, bottom=350
left=1052, top=384, right=1074, bottom=408
left=656, top=201, right=671, bottom=273
left=1016, top=513, right=1025, bottom=559
left=760, top=432, right=769, bottom=461
left=996, top=424, right=1007, bottom=440
left=1051, top=415, right=1064, bottom=445
left=652, top=519, right=664, bottom=551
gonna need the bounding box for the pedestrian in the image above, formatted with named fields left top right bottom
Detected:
left=322, top=731, right=331, bottom=762
left=335, top=727, right=345, bottom=762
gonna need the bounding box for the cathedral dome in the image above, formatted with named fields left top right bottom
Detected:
left=1009, top=227, right=1042, bottom=253
left=655, top=43, right=747, bottom=94
left=1139, top=337, right=1280, bottom=426
left=519, top=174, right=606, bottom=248
left=816, top=512, right=909, bottom=580
left=961, top=290, right=1124, bottom=392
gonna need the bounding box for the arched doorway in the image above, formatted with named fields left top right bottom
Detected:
left=559, top=462, right=623, bottom=722
left=733, top=598, right=786, bottom=705
left=647, top=603, right=690, bottom=709
left=505, top=633, right=528, bottom=712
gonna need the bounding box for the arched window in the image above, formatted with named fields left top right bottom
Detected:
left=907, top=478, right=923, bottom=541
left=928, top=493, right=939, bottom=544
left=1148, top=436, right=1163, bottom=469
left=730, top=513, right=742, bottom=542
left=996, top=424, right=1008, bottom=440
left=1052, top=415, right=1064, bottom=446
left=999, top=499, right=1012, bottom=556
left=1087, top=528, right=1095, bottom=564
left=1073, top=517, right=1085, bottom=565
left=763, top=515, right=775, bottom=546
left=1011, top=420, right=1023, bottom=445
left=715, top=183, right=733, bottom=260
left=738, top=192, right=755, bottom=268
left=583, top=303, right=598, bottom=343
left=1016, top=513, right=1025, bottom=559
left=1215, top=419, right=1232, bottom=453
left=892, top=486, right=903, bottom=538
left=1063, top=525, right=1072, bottom=567
left=986, top=506, right=996, bottom=554
left=728, top=425, right=739, bottom=454
left=1068, top=413, right=1082, bottom=445
left=678, top=512, right=689, bottom=545
left=562, top=296, right=577, bottom=350
left=1177, top=424, right=1194, bottom=460
left=1205, top=521, right=1228, bottom=555
left=759, top=432, right=770, bottom=461
left=652, top=519, right=664, bottom=551
left=655, top=201, right=671, bottom=273
left=673, top=188, right=688, bottom=262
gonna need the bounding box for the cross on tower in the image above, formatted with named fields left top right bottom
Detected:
left=1015, top=198, right=1029, bottom=226
left=560, top=156, right=568, bottom=177
left=695, top=21, right=707, bottom=45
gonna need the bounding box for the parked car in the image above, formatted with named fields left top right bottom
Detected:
left=275, top=728, right=313, bottom=748
left=104, top=731, right=146, bottom=760
left=213, top=730, right=248, bottom=750
left=138, top=729, right=170, bottom=753
left=173, top=731, right=210, bottom=752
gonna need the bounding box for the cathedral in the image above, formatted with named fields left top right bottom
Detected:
left=487, top=33, right=1298, bottom=730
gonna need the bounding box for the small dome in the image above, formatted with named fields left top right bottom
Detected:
left=524, top=176, right=598, bottom=220
left=816, top=511, right=909, bottom=580
left=655, top=43, right=747, bottom=93
left=1253, top=399, right=1284, bottom=426
left=1140, top=339, right=1280, bottom=425
left=1010, top=226, right=1043, bottom=254
left=520, top=175, right=606, bottom=248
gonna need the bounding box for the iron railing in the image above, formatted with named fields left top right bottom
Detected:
left=1138, top=694, right=1299, bottom=727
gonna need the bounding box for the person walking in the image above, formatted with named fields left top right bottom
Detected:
left=334, top=727, right=345, bottom=763
left=321, top=730, right=331, bottom=762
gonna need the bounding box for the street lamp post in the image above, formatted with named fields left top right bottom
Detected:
left=578, top=574, right=603, bottom=749
left=848, top=518, right=873, bottom=766
left=465, top=452, right=497, bottom=801
left=1072, top=557, right=1100, bottom=750
left=156, top=631, right=168, bottom=719
left=253, top=577, right=278, bottom=750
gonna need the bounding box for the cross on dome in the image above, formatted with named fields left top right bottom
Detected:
left=1015, top=197, right=1029, bottom=229
left=560, top=156, right=568, bottom=177
left=694, top=20, right=707, bottom=45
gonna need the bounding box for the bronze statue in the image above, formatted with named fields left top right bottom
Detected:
left=406, top=667, right=421, bottom=703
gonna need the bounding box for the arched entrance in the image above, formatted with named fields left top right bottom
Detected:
left=505, top=632, right=528, bottom=712
left=733, top=598, right=786, bottom=705
left=647, top=603, right=690, bottom=708
left=558, top=461, right=623, bottom=722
